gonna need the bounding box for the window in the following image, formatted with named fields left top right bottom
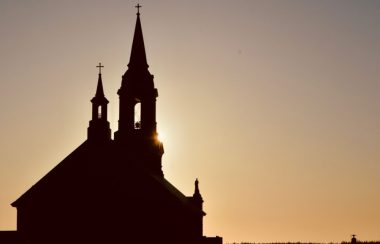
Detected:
left=134, top=102, right=141, bottom=129
left=98, top=106, right=102, bottom=119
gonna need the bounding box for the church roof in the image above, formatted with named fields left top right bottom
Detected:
left=152, top=175, right=206, bottom=216
left=12, top=141, right=204, bottom=216
left=11, top=142, right=89, bottom=207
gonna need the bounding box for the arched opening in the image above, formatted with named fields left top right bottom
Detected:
left=97, top=106, right=102, bottom=119
left=134, top=102, right=141, bottom=129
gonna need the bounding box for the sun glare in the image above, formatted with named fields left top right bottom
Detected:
left=157, top=131, right=165, bottom=142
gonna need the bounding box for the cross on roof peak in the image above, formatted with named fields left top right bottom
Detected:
left=135, top=3, right=142, bottom=15
left=96, top=62, right=104, bottom=74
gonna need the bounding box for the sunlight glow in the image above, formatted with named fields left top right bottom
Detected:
left=157, top=131, right=165, bottom=142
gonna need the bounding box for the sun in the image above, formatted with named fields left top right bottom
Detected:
left=157, top=131, right=165, bottom=142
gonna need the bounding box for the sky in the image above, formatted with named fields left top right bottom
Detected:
left=0, top=0, right=379, bottom=243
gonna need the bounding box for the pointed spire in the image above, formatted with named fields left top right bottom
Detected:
left=95, top=73, right=105, bottom=97
left=128, top=7, right=148, bottom=69
left=95, top=62, right=105, bottom=97
left=92, top=63, right=108, bottom=104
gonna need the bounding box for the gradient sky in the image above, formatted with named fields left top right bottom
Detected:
left=0, top=1, right=379, bottom=243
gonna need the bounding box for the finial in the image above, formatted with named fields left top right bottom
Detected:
left=195, top=178, right=200, bottom=192
left=135, top=3, right=142, bottom=15
left=96, top=62, right=104, bottom=74
left=351, top=234, right=357, bottom=244
left=193, top=178, right=203, bottom=202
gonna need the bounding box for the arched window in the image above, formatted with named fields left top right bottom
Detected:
left=134, top=102, right=141, bottom=129
left=98, top=106, right=102, bottom=119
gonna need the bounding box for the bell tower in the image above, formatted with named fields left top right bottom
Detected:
left=114, top=5, right=163, bottom=176
left=88, top=63, right=111, bottom=142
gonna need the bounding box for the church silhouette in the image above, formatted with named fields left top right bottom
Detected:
left=1, top=6, right=222, bottom=244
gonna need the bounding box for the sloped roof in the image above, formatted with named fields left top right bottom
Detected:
left=12, top=141, right=89, bottom=207
left=12, top=140, right=204, bottom=216
left=151, top=174, right=206, bottom=216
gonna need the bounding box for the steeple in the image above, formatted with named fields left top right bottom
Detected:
left=114, top=6, right=163, bottom=176
left=94, top=62, right=106, bottom=99
left=95, top=75, right=105, bottom=98
left=128, top=5, right=148, bottom=70
left=88, top=63, right=111, bottom=142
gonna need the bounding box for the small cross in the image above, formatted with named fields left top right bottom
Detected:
left=96, top=62, right=104, bottom=74
left=135, top=3, right=142, bottom=14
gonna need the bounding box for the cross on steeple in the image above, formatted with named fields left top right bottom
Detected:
left=96, top=62, right=104, bottom=74
left=135, top=3, right=142, bottom=15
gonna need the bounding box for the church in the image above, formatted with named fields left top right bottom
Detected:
left=1, top=6, right=222, bottom=244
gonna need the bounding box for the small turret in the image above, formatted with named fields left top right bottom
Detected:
left=88, top=63, right=111, bottom=142
left=191, top=178, right=205, bottom=238
left=192, top=178, right=204, bottom=208
left=351, top=235, right=357, bottom=244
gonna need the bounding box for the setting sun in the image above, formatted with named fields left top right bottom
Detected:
left=157, top=131, right=165, bottom=143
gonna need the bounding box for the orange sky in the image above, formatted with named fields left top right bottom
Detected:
left=0, top=1, right=379, bottom=243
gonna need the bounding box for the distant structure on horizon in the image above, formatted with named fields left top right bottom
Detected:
left=0, top=6, right=222, bottom=244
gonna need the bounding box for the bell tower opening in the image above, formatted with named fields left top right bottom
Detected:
left=134, top=101, right=141, bottom=129
left=98, top=106, right=102, bottom=119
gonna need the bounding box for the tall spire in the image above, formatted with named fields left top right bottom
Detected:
left=115, top=5, right=163, bottom=176
left=128, top=5, right=148, bottom=69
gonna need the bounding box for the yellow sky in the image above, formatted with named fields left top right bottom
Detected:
left=0, top=1, right=379, bottom=243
